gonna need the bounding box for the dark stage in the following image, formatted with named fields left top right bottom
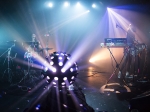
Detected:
left=0, top=0, right=150, bottom=112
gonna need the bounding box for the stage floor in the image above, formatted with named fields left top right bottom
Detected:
left=0, top=64, right=150, bottom=112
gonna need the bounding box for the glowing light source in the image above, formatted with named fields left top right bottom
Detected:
left=59, top=57, right=62, bottom=60
left=46, top=76, right=50, bottom=80
left=41, top=51, right=78, bottom=88
left=54, top=77, right=58, bottom=80
left=51, top=56, right=54, bottom=59
left=52, top=68, right=56, bottom=72
left=63, top=77, right=67, bottom=81
left=44, top=67, right=48, bottom=72
left=61, top=68, right=66, bottom=73
left=59, top=62, right=63, bottom=66
left=50, top=61, right=54, bottom=65
left=71, top=76, right=75, bottom=79
left=64, top=2, right=69, bottom=7
left=62, top=82, right=65, bottom=85
left=70, top=68, right=73, bottom=72
left=48, top=2, right=53, bottom=8
left=53, top=82, right=56, bottom=85
left=76, top=2, right=81, bottom=7
left=92, top=4, right=96, bottom=8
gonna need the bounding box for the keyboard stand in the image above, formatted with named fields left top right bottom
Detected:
left=105, top=46, right=126, bottom=88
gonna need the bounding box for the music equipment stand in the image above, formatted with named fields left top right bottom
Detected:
left=105, top=46, right=126, bottom=87
left=18, top=53, right=38, bottom=87
left=1, top=44, right=15, bottom=84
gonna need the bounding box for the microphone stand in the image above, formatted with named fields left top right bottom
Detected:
left=1, top=44, right=15, bottom=84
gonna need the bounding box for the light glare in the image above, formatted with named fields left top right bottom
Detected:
left=48, top=3, right=53, bottom=7
left=50, top=61, right=54, bottom=65
left=63, top=77, right=67, bottom=81
left=52, top=68, right=56, bottom=72
left=92, top=4, right=96, bottom=8
left=54, top=77, right=58, bottom=80
left=64, top=2, right=69, bottom=7
left=61, top=68, right=66, bottom=73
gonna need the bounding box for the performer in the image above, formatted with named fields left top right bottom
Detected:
left=118, top=24, right=136, bottom=85
left=31, top=34, right=41, bottom=52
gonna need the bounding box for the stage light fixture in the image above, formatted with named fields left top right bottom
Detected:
left=54, top=77, right=58, bottom=80
left=50, top=61, right=54, bottom=65
left=63, top=77, right=67, bottom=81
left=76, top=2, right=81, bottom=7
left=64, top=2, right=69, bottom=7
left=52, top=68, right=57, bottom=72
left=48, top=2, right=53, bottom=8
left=47, top=76, right=50, bottom=80
left=92, top=4, right=96, bottom=8
left=70, top=68, right=73, bottom=72
left=41, top=51, right=78, bottom=87
left=59, top=57, right=62, bottom=60
left=51, top=56, right=54, bottom=59
left=61, top=68, right=66, bottom=73
left=44, top=67, right=48, bottom=72
left=59, top=62, right=63, bottom=66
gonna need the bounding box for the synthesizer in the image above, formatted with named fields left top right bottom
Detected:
left=100, top=38, right=127, bottom=48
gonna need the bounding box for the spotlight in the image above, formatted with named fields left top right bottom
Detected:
left=71, top=76, right=75, bottom=79
left=64, top=2, right=69, bottom=7
left=50, top=61, right=54, bottom=65
left=46, top=76, right=50, bottom=80
left=41, top=51, right=78, bottom=87
left=48, top=2, right=53, bottom=8
left=61, top=68, right=66, bottom=73
left=59, top=57, right=62, bottom=60
left=52, top=68, right=56, bottom=72
left=44, top=67, right=48, bottom=72
left=70, top=68, right=73, bottom=72
left=59, top=62, right=63, bottom=66
left=92, top=4, right=96, bottom=8
left=51, top=56, right=54, bottom=59
left=53, top=82, right=56, bottom=85
left=62, top=82, right=65, bottom=85
left=76, top=2, right=81, bottom=7
left=63, top=77, right=67, bottom=81
left=54, top=77, right=58, bottom=80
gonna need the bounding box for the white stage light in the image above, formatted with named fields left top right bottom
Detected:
left=62, top=82, right=65, bottom=85
left=76, top=2, right=81, bottom=7
left=50, top=61, right=54, bottom=65
left=51, top=56, right=54, bottom=59
left=61, top=68, right=66, bottom=73
left=48, top=3, right=53, bottom=8
left=52, top=68, right=56, bottom=72
left=54, top=77, right=58, bottom=80
left=59, top=62, right=63, bottom=66
left=59, top=57, right=62, bottom=60
left=92, top=4, right=96, bottom=8
left=46, top=76, right=50, bottom=80
left=70, top=68, right=73, bottom=72
left=64, top=2, right=69, bottom=7
left=63, top=77, right=67, bottom=81
left=44, top=67, right=48, bottom=72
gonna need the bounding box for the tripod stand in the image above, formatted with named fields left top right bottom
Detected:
left=1, top=44, right=15, bottom=84
left=18, top=52, right=38, bottom=89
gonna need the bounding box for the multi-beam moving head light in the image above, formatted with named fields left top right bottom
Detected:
left=41, top=52, right=78, bottom=87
